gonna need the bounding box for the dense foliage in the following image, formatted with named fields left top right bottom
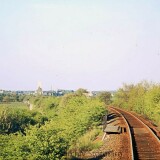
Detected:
left=97, top=91, right=112, bottom=105
left=0, top=93, right=106, bottom=159
left=113, top=81, right=160, bottom=126
left=0, top=93, right=24, bottom=102
left=0, top=103, right=47, bottom=134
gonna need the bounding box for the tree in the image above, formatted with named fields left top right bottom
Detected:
left=75, top=88, right=88, bottom=96
left=2, top=96, right=10, bottom=103
left=97, top=91, right=112, bottom=105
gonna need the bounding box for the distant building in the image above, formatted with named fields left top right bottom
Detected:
left=0, top=90, right=4, bottom=94
left=83, top=91, right=94, bottom=97
left=91, top=90, right=116, bottom=97
left=43, top=90, right=57, bottom=96
left=35, top=81, right=43, bottom=96
left=36, top=86, right=43, bottom=95
left=16, top=91, right=35, bottom=95
left=56, top=89, right=74, bottom=96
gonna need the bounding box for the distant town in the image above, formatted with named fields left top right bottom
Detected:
left=0, top=86, right=115, bottom=97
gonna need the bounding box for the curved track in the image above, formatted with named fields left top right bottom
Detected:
left=110, top=107, right=160, bottom=160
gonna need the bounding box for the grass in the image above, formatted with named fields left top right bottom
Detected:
left=0, top=102, right=29, bottom=110
left=68, top=127, right=103, bottom=159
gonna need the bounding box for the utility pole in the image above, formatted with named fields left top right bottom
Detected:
left=51, top=85, right=53, bottom=96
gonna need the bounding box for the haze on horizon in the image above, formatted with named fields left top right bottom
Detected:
left=0, top=0, right=160, bottom=91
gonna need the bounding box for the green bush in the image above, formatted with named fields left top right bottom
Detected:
left=113, top=81, right=160, bottom=126
left=0, top=106, right=47, bottom=134
left=0, top=94, right=106, bottom=159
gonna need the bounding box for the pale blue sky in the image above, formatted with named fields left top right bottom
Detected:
left=0, top=0, right=160, bottom=91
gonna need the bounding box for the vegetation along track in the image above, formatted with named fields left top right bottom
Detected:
left=110, top=107, right=160, bottom=160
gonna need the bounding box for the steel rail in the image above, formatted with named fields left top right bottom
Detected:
left=112, top=107, right=160, bottom=143
left=109, top=107, right=134, bottom=160
left=111, top=107, right=160, bottom=160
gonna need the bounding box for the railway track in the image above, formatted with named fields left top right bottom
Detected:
left=110, top=107, right=160, bottom=160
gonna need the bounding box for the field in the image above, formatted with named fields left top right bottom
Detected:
left=0, top=102, right=29, bottom=109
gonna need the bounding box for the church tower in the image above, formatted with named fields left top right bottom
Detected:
left=36, top=81, right=43, bottom=95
